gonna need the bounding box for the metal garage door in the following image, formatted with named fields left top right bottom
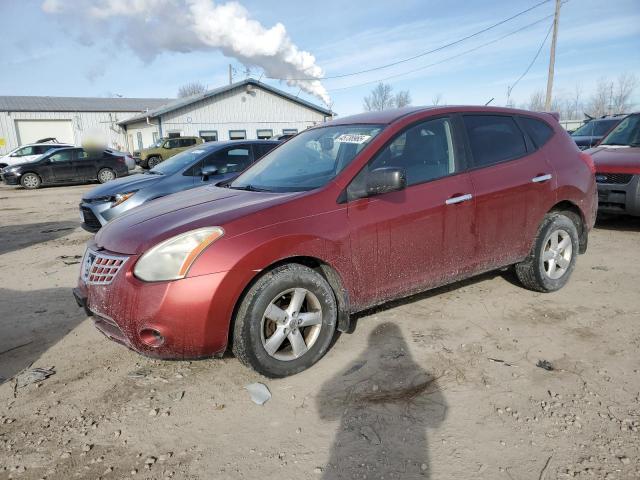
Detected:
left=15, top=120, right=74, bottom=145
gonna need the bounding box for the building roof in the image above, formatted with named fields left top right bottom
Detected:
left=119, top=78, right=333, bottom=125
left=0, top=96, right=171, bottom=113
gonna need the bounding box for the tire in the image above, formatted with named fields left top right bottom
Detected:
left=147, top=156, right=161, bottom=169
left=97, top=168, right=116, bottom=184
left=20, top=172, right=41, bottom=189
left=232, top=264, right=338, bottom=378
left=515, top=212, right=580, bottom=292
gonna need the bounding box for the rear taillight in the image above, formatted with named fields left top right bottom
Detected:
left=579, top=151, right=595, bottom=174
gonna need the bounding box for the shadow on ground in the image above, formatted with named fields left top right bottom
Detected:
left=0, top=221, right=78, bottom=255
left=595, top=215, right=640, bottom=232
left=318, top=323, right=447, bottom=479
left=0, top=287, right=85, bottom=383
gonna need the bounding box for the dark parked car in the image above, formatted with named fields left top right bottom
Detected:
left=1, top=147, right=129, bottom=189
left=74, top=106, right=597, bottom=377
left=79, top=140, right=280, bottom=232
left=570, top=115, right=625, bottom=150
left=588, top=112, right=640, bottom=216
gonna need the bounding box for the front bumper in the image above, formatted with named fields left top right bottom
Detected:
left=74, top=248, right=250, bottom=359
left=1, top=171, right=20, bottom=185
left=596, top=174, right=640, bottom=216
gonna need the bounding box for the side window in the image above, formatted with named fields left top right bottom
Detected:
left=181, top=138, right=196, bottom=147
left=49, top=150, right=73, bottom=162
left=463, top=115, right=527, bottom=167
left=165, top=139, right=181, bottom=149
left=76, top=149, right=89, bottom=160
left=347, top=117, right=457, bottom=199
left=14, top=146, right=34, bottom=157
left=519, top=117, right=554, bottom=148
left=254, top=143, right=277, bottom=160
left=188, top=148, right=252, bottom=176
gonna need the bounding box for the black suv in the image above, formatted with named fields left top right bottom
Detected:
left=1, top=147, right=129, bottom=189
left=570, top=115, right=626, bottom=150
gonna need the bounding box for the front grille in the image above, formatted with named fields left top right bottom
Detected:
left=595, top=173, right=633, bottom=184
left=81, top=207, right=102, bottom=229
left=81, top=250, right=128, bottom=285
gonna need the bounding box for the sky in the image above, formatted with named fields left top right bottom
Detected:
left=0, top=0, right=639, bottom=117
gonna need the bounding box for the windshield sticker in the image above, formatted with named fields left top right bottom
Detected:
left=336, top=134, right=371, bottom=144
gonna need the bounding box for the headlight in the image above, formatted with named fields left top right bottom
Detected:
left=112, top=191, right=136, bottom=207
left=133, top=227, right=224, bottom=282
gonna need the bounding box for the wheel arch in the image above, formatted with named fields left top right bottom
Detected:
left=548, top=200, right=588, bottom=254
left=227, top=255, right=352, bottom=351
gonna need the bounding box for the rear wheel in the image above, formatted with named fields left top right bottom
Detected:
left=147, top=156, right=161, bottom=169
left=515, top=212, right=580, bottom=292
left=20, top=172, right=41, bottom=189
left=232, top=264, right=337, bottom=377
left=97, top=168, right=116, bottom=184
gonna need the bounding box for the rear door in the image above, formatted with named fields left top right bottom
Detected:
left=346, top=116, right=476, bottom=306
left=463, top=114, right=555, bottom=272
left=48, top=149, right=76, bottom=182
left=72, top=149, right=99, bottom=180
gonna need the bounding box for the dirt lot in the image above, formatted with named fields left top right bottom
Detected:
left=0, top=182, right=639, bottom=480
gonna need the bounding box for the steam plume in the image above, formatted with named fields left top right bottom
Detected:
left=41, top=0, right=330, bottom=105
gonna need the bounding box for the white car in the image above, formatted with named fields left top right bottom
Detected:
left=0, top=142, right=73, bottom=169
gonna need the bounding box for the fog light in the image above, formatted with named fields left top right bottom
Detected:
left=139, top=328, right=165, bottom=347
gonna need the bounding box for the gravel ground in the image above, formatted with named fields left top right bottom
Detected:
left=0, top=182, right=639, bottom=480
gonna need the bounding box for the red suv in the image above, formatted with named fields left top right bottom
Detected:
left=74, top=106, right=597, bottom=377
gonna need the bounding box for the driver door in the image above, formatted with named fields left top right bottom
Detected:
left=346, top=117, right=476, bottom=307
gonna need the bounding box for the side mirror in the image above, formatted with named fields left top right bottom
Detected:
left=201, top=165, right=219, bottom=180
left=367, top=167, right=407, bottom=196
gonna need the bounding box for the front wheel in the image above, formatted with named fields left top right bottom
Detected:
left=20, top=172, right=41, bottom=189
left=515, top=212, right=580, bottom=292
left=232, top=264, right=337, bottom=378
left=147, top=156, right=161, bottom=169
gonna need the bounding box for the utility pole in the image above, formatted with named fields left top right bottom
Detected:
left=544, top=0, right=562, bottom=111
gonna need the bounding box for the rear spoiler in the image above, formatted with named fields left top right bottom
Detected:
left=544, top=112, right=560, bottom=121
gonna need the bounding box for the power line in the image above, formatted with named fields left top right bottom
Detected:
left=507, top=21, right=554, bottom=103
left=327, top=14, right=554, bottom=93
left=268, top=0, right=552, bottom=81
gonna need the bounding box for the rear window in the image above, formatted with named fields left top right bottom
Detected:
left=519, top=117, right=554, bottom=148
left=463, top=115, right=527, bottom=167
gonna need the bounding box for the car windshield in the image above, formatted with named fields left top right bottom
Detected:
left=148, top=147, right=210, bottom=175
left=230, top=124, right=383, bottom=192
left=600, top=115, right=640, bottom=146
left=572, top=120, right=618, bottom=137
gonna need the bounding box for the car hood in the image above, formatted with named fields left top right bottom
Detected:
left=95, top=186, right=298, bottom=255
left=587, top=145, right=640, bottom=174
left=82, top=173, right=163, bottom=200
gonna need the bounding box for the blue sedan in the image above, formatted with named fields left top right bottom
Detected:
left=79, top=140, right=280, bottom=232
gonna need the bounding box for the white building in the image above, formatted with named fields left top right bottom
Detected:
left=119, top=79, right=333, bottom=152
left=0, top=96, right=170, bottom=155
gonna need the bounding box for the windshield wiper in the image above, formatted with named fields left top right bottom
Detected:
left=229, top=184, right=271, bottom=192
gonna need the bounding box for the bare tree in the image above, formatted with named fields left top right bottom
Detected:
left=395, top=90, right=412, bottom=108
left=431, top=93, right=443, bottom=106
left=568, top=83, right=583, bottom=120
left=363, top=83, right=395, bottom=111
left=528, top=89, right=545, bottom=111
left=612, top=73, right=638, bottom=114
left=588, top=77, right=612, bottom=117
left=177, top=81, right=207, bottom=98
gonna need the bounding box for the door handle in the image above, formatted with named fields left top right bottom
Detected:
left=445, top=193, right=473, bottom=205
left=532, top=174, right=552, bottom=183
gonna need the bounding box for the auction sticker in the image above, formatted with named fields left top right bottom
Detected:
left=336, top=134, right=371, bottom=144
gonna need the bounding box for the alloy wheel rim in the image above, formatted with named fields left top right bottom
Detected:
left=260, top=288, right=323, bottom=361
left=23, top=175, right=37, bottom=187
left=100, top=170, right=114, bottom=182
left=542, top=229, right=572, bottom=280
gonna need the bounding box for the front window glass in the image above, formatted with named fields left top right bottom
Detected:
left=230, top=124, right=383, bottom=192
left=600, top=115, right=640, bottom=146
left=149, top=147, right=211, bottom=175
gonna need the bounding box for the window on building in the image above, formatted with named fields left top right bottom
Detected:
left=229, top=130, right=247, bottom=140
left=256, top=129, right=273, bottom=140
left=282, top=129, right=298, bottom=136
left=463, top=115, right=527, bottom=167
left=136, top=132, right=143, bottom=151
left=167, top=131, right=182, bottom=138
left=152, top=131, right=159, bottom=143
left=199, top=130, right=218, bottom=142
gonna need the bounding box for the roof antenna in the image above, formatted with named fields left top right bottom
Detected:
left=485, top=97, right=495, bottom=106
